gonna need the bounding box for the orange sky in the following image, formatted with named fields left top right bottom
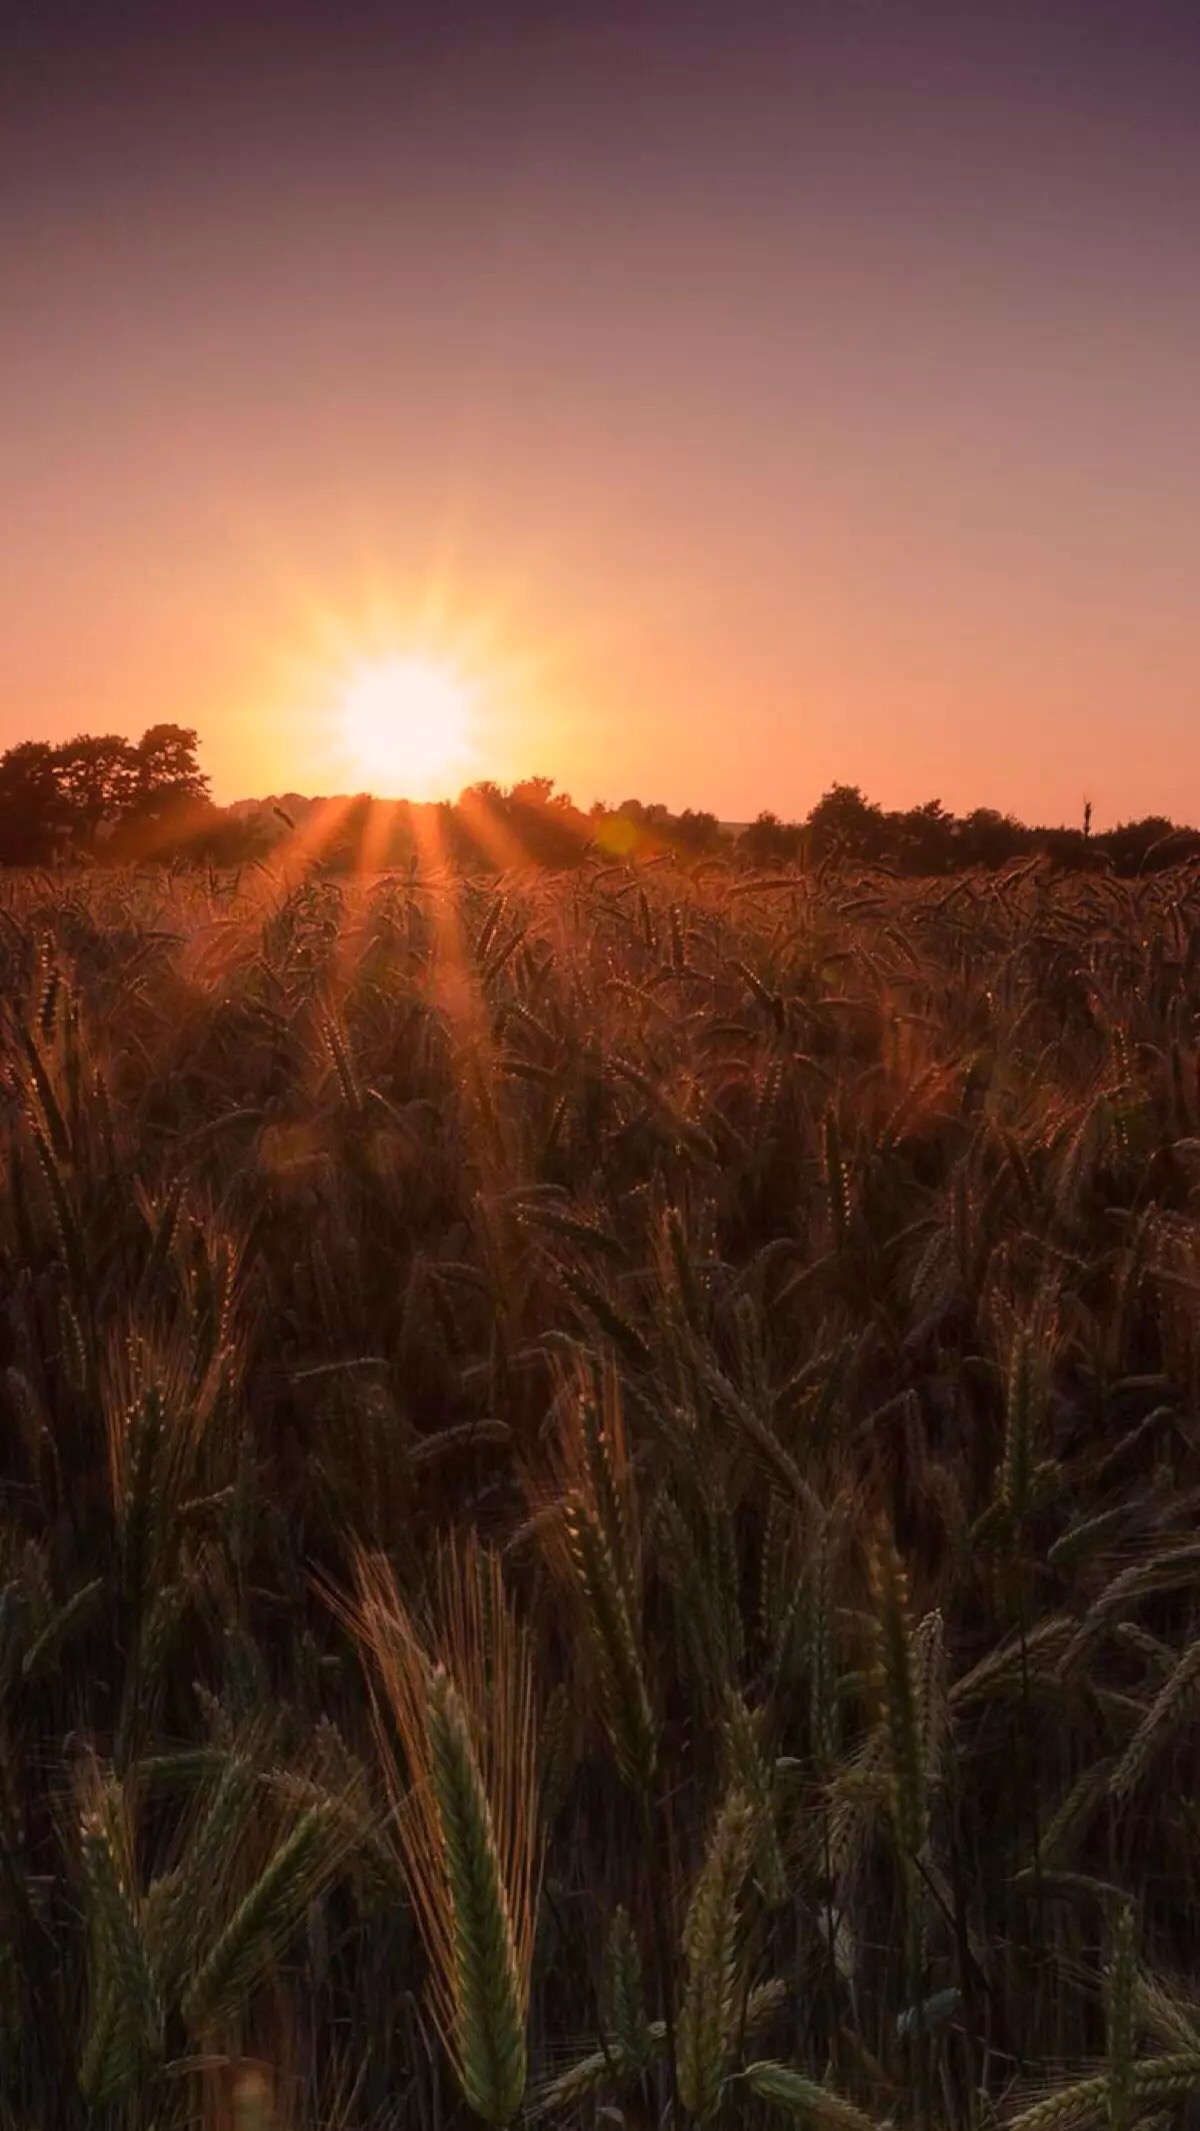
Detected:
left=4, top=3, right=1200, bottom=825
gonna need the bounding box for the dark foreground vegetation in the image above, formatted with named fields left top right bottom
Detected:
left=3, top=851, right=1200, bottom=2130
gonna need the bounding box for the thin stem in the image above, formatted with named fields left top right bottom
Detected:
left=639, top=1788, right=681, bottom=2131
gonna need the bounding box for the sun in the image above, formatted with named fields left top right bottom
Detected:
left=338, top=654, right=473, bottom=796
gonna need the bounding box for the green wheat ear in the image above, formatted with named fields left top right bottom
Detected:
left=180, top=1799, right=337, bottom=2034
left=1105, top=1902, right=1137, bottom=2131
left=806, top=1527, right=839, bottom=1770
left=427, top=1668, right=528, bottom=2128
left=145, top=1746, right=259, bottom=2003
left=1110, top=1634, right=1200, bottom=1800
left=721, top=1688, right=786, bottom=1906
left=604, top=1905, right=653, bottom=2071
left=77, top=1801, right=162, bottom=2107
left=563, top=1492, right=657, bottom=1790
left=1001, top=1322, right=1040, bottom=1525
left=350, top=1540, right=540, bottom=2129
left=541, top=2025, right=672, bottom=2114
left=676, top=1788, right=755, bottom=2123
left=1004, top=2055, right=1200, bottom=2131
left=745, top=2060, right=885, bottom=2131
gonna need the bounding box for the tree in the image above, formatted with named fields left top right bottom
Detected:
left=958, top=807, right=1024, bottom=870
left=102, top=727, right=211, bottom=856
left=508, top=776, right=572, bottom=812
left=1100, top=816, right=1195, bottom=875
left=806, top=784, right=885, bottom=862
left=133, top=724, right=209, bottom=813
left=616, top=798, right=672, bottom=829
left=737, top=810, right=803, bottom=866
left=450, top=783, right=506, bottom=868
left=0, top=725, right=222, bottom=867
left=891, top=797, right=954, bottom=875
left=672, top=808, right=722, bottom=857
left=505, top=778, right=589, bottom=868
left=0, top=742, right=70, bottom=864
left=53, top=734, right=139, bottom=846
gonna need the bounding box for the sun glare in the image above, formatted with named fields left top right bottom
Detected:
left=338, top=655, right=473, bottom=796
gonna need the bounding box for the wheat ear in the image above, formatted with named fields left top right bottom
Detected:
left=426, top=1668, right=528, bottom=2127
left=676, top=1789, right=755, bottom=2122
left=562, top=1492, right=657, bottom=1789
left=1005, top=2055, right=1200, bottom=2131
left=350, top=1539, right=540, bottom=2128
left=1111, top=1636, right=1200, bottom=1799
left=605, top=1905, right=653, bottom=2070
left=1106, top=1903, right=1138, bottom=2131
left=181, top=1799, right=337, bottom=2034
left=746, top=2059, right=884, bottom=2131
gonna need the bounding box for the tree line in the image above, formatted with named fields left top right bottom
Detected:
left=1, top=725, right=1197, bottom=875
left=732, top=784, right=1200, bottom=875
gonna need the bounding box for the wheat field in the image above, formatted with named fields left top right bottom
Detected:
left=3, top=851, right=1200, bottom=2131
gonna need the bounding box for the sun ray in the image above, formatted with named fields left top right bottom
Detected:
left=272, top=792, right=360, bottom=879
left=456, top=786, right=536, bottom=873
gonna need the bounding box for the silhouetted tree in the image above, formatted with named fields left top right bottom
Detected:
left=452, top=783, right=507, bottom=868
left=505, top=778, right=589, bottom=867
left=616, top=798, right=672, bottom=829
left=107, top=731, right=213, bottom=857
left=958, top=806, right=1025, bottom=869
left=446, top=778, right=589, bottom=871
left=672, top=808, right=722, bottom=857
left=133, top=723, right=209, bottom=811
left=891, top=797, right=954, bottom=874
left=0, top=742, right=70, bottom=864
left=0, top=725, right=237, bottom=867
left=508, top=776, right=564, bottom=811
left=738, top=810, right=803, bottom=866
left=54, top=733, right=139, bottom=847
left=1036, top=825, right=1091, bottom=871
left=1101, top=816, right=1198, bottom=875
left=806, top=784, right=885, bottom=861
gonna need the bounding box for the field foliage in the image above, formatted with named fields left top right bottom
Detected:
left=3, top=852, right=1200, bottom=2130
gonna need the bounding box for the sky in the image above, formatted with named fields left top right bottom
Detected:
left=3, top=0, right=1200, bottom=824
